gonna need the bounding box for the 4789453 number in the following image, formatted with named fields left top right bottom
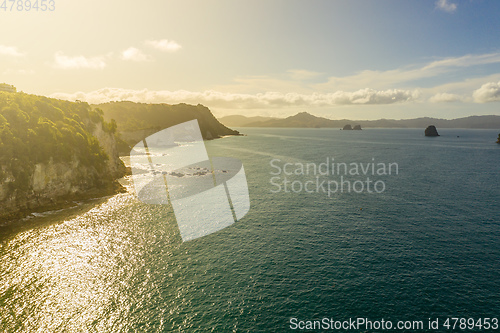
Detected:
left=1, top=0, right=55, bottom=11
left=443, top=318, right=498, bottom=330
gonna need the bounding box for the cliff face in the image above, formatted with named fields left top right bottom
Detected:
left=0, top=92, right=126, bottom=221
left=1, top=159, right=98, bottom=218
left=0, top=125, right=125, bottom=220
left=91, top=122, right=126, bottom=178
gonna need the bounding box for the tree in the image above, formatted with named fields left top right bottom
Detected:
left=0, top=92, right=120, bottom=200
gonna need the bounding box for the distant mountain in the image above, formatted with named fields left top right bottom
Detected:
left=219, top=115, right=277, bottom=127
left=240, top=112, right=362, bottom=128
left=227, top=112, right=500, bottom=129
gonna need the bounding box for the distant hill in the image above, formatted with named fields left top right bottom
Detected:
left=227, top=112, right=500, bottom=129
left=95, top=101, right=240, bottom=147
left=246, top=112, right=350, bottom=128
left=219, top=115, right=277, bottom=127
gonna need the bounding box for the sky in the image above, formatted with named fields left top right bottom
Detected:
left=1, top=0, right=500, bottom=120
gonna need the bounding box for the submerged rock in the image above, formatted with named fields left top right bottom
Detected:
left=425, top=125, right=440, bottom=137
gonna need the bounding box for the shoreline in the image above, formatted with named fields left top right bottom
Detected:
left=0, top=179, right=128, bottom=225
left=1, top=131, right=240, bottom=225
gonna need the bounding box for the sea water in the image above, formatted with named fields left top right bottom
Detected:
left=1, top=128, right=499, bottom=332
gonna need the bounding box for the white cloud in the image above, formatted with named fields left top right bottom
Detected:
left=121, top=47, right=151, bottom=62
left=287, top=69, right=323, bottom=81
left=0, top=45, right=25, bottom=57
left=473, top=81, right=500, bottom=103
left=53, top=52, right=107, bottom=69
left=145, top=39, right=182, bottom=52
left=50, top=87, right=420, bottom=108
left=315, top=53, right=500, bottom=91
left=424, top=73, right=500, bottom=96
left=436, top=0, right=457, bottom=13
left=429, top=92, right=464, bottom=103
left=423, top=53, right=500, bottom=70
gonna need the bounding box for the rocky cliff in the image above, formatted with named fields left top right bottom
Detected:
left=0, top=123, right=125, bottom=221
left=91, top=121, right=126, bottom=177
left=0, top=92, right=126, bottom=221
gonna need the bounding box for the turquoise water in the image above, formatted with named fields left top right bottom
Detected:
left=1, top=128, right=499, bottom=332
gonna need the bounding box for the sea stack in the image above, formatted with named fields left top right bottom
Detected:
left=425, top=125, right=440, bottom=137
left=343, top=124, right=353, bottom=130
left=353, top=125, right=362, bottom=130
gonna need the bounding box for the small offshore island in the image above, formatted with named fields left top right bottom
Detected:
left=342, top=124, right=362, bottom=130
left=0, top=88, right=239, bottom=221
left=425, top=125, right=440, bottom=137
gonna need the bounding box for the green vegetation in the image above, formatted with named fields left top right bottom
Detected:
left=0, top=83, right=16, bottom=93
left=0, top=91, right=115, bottom=191
left=96, top=101, right=239, bottom=144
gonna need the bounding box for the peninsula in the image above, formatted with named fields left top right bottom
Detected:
left=0, top=92, right=239, bottom=221
left=95, top=101, right=240, bottom=153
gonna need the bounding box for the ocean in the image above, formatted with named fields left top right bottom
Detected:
left=1, top=128, right=499, bottom=332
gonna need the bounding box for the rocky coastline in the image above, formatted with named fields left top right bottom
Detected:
left=0, top=95, right=239, bottom=223
left=0, top=122, right=127, bottom=222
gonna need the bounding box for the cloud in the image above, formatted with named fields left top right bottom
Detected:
left=336, top=88, right=421, bottom=105
left=429, top=92, right=464, bottom=103
left=50, top=87, right=420, bottom=108
left=53, top=52, right=107, bottom=69
left=0, top=45, right=25, bottom=57
left=145, top=39, right=182, bottom=52
left=473, top=81, right=500, bottom=103
left=287, top=69, right=323, bottom=81
left=423, top=53, right=500, bottom=70
left=315, top=53, right=500, bottom=91
left=121, top=47, right=151, bottom=62
left=436, top=0, right=457, bottom=13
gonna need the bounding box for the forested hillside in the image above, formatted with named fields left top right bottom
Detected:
left=0, top=91, right=125, bottom=220
left=96, top=101, right=240, bottom=146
